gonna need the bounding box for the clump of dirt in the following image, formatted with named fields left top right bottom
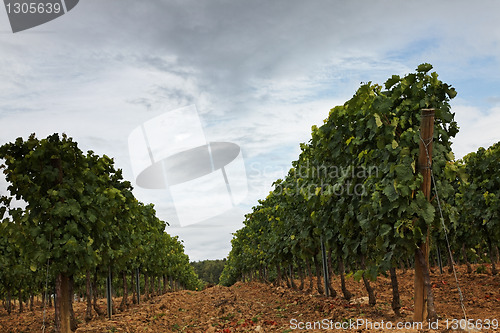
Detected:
left=0, top=265, right=498, bottom=332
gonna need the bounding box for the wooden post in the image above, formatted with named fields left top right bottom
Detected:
left=55, top=273, right=71, bottom=333
left=106, top=266, right=112, bottom=319
left=320, top=236, right=330, bottom=297
left=414, top=108, right=434, bottom=322
left=136, top=268, right=141, bottom=304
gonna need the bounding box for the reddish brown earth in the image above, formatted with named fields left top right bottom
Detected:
left=1, top=265, right=499, bottom=332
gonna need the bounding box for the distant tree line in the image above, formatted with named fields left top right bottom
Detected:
left=191, top=259, right=227, bottom=285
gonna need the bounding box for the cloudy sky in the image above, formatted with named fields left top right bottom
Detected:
left=1, top=1, right=499, bottom=261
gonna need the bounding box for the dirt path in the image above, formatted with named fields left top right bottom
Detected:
left=1, top=265, right=499, bottom=332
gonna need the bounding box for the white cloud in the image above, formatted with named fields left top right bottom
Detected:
left=452, top=105, right=500, bottom=159
left=1, top=0, right=500, bottom=260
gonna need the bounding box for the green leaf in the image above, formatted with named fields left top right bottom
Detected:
left=383, top=183, right=398, bottom=202
left=446, top=86, right=457, bottom=99
left=417, top=63, right=433, bottom=73
left=385, top=75, right=400, bottom=90
left=377, top=138, right=385, bottom=149
left=395, top=164, right=413, bottom=182
left=420, top=201, right=435, bottom=224
left=374, top=114, right=383, bottom=128
left=380, top=224, right=392, bottom=237
left=353, top=270, right=364, bottom=282
left=446, top=151, right=455, bottom=161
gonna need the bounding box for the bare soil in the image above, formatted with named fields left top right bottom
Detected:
left=1, top=265, right=499, bottom=332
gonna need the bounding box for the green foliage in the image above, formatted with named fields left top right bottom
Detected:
left=191, top=259, right=227, bottom=285
left=454, top=142, right=500, bottom=255
left=0, top=134, right=93, bottom=274
left=0, top=133, right=201, bottom=307
left=222, top=64, right=461, bottom=285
